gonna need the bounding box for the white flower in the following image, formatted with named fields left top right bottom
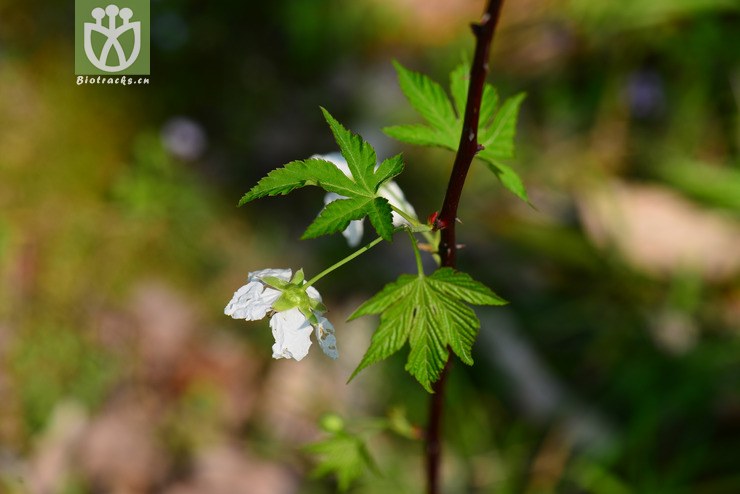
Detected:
left=224, top=268, right=292, bottom=320
left=225, top=268, right=337, bottom=361
left=313, top=152, right=418, bottom=247
left=270, top=307, right=314, bottom=360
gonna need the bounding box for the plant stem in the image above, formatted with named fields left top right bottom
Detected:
left=427, top=1, right=506, bottom=493
left=304, top=236, right=385, bottom=287
left=390, top=204, right=421, bottom=229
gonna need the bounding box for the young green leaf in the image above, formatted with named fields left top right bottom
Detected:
left=320, top=108, right=376, bottom=193
left=302, top=196, right=395, bottom=242
left=349, top=268, right=507, bottom=392
left=302, top=197, right=370, bottom=240
left=364, top=197, right=395, bottom=242
left=240, top=108, right=405, bottom=241
left=382, top=124, right=450, bottom=149
left=478, top=92, right=526, bottom=162
left=479, top=84, right=500, bottom=128
left=392, top=60, right=457, bottom=140
left=449, top=63, right=470, bottom=119
left=483, top=162, right=529, bottom=203
left=384, top=61, right=529, bottom=203
left=373, top=154, right=405, bottom=191
left=239, top=158, right=359, bottom=205
left=305, top=431, right=377, bottom=491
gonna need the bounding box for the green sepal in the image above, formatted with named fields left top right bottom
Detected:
left=291, top=268, right=305, bottom=285
left=272, top=284, right=311, bottom=313
left=310, top=296, right=328, bottom=313
left=261, top=276, right=291, bottom=290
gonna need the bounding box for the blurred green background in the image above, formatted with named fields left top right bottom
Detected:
left=1, top=0, right=740, bottom=492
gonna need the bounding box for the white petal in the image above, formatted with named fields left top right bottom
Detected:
left=314, top=315, right=338, bottom=360
left=269, top=308, right=313, bottom=361
left=225, top=281, right=273, bottom=320
left=259, top=286, right=283, bottom=306
left=379, top=181, right=417, bottom=226
left=225, top=267, right=288, bottom=320
left=324, top=192, right=345, bottom=205
left=305, top=285, right=322, bottom=303
left=342, top=220, right=364, bottom=247
left=249, top=268, right=292, bottom=283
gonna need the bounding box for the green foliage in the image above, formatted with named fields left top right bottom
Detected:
left=349, top=268, right=507, bottom=392
left=383, top=61, right=528, bottom=202
left=305, top=430, right=377, bottom=491
left=240, top=108, right=404, bottom=241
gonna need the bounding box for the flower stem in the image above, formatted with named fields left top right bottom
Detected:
left=390, top=204, right=420, bottom=227
left=304, top=236, right=385, bottom=288
left=391, top=205, right=437, bottom=249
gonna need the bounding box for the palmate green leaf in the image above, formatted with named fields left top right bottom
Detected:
left=483, top=162, right=529, bottom=203
left=303, top=196, right=394, bottom=242
left=305, top=432, right=376, bottom=491
left=384, top=61, right=528, bottom=203
left=382, top=124, right=451, bottom=149
left=391, top=60, right=457, bottom=139
left=349, top=268, right=507, bottom=392
left=373, top=154, right=405, bottom=193
left=238, top=158, right=359, bottom=205
left=240, top=108, right=405, bottom=241
left=478, top=92, right=526, bottom=162
left=320, top=107, right=376, bottom=193
left=425, top=268, right=507, bottom=305
left=480, top=84, right=500, bottom=128
left=449, top=63, right=469, bottom=118
left=302, top=197, right=369, bottom=240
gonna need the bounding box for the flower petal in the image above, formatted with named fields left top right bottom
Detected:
left=379, top=181, right=417, bottom=226
left=270, top=308, right=313, bottom=361
left=324, top=191, right=345, bottom=205
left=249, top=268, right=292, bottom=283
left=305, top=285, right=322, bottom=303
left=225, top=281, right=273, bottom=320
left=225, top=268, right=292, bottom=321
left=342, top=220, right=364, bottom=247
left=315, top=315, right=338, bottom=360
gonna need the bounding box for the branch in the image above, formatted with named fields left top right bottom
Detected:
left=426, top=1, right=506, bottom=493
left=436, top=0, right=505, bottom=267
